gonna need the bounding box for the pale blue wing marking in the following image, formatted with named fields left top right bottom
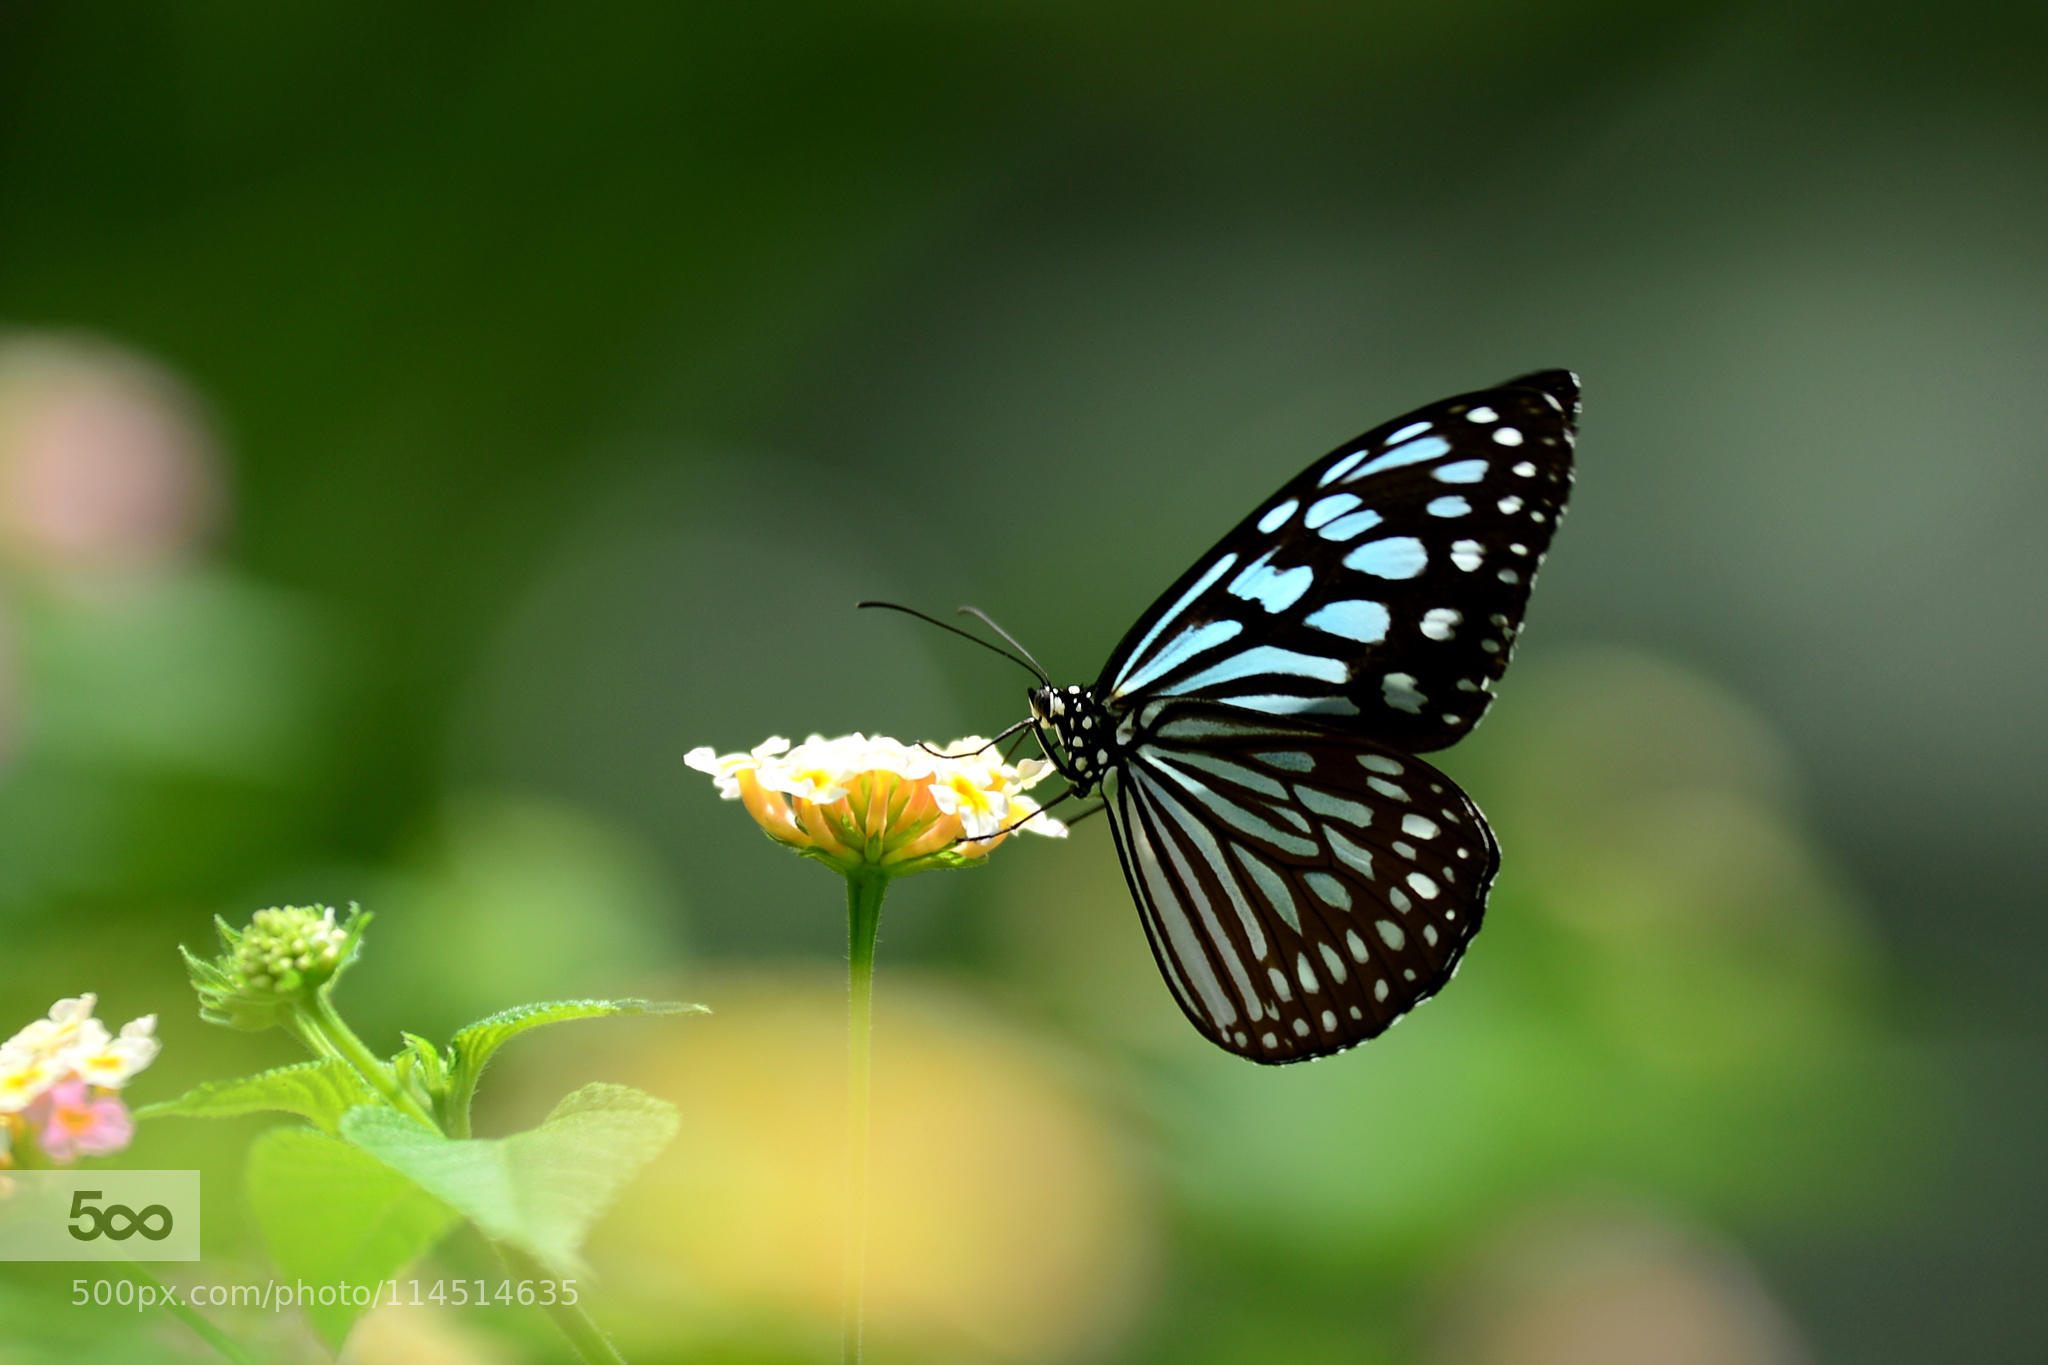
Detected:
left=1341, top=537, right=1427, bottom=579
left=1228, top=552, right=1314, bottom=613
left=1319, top=509, right=1384, bottom=541
left=1212, top=693, right=1360, bottom=716
left=1256, top=500, right=1299, bottom=533
left=1174, top=645, right=1348, bottom=693
left=1138, top=752, right=1320, bottom=856
left=1303, top=599, right=1390, bottom=643
left=1348, top=435, right=1450, bottom=481
left=1320, top=448, right=1372, bottom=485
left=1121, top=790, right=1242, bottom=1027
left=1111, top=551, right=1239, bottom=692
left=1231, top=845, right=1303, bottom=932
left=1141, top=745, right=1291, bottom=800
left=1303, top=493, right=1363, bottom=529
left=1117, top=618, right=1244, bottom=694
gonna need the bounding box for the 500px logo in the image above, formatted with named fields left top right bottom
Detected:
left=66, top=1190, right=174, bottom=1243
left=0, top=1171, right=199, bottom=1260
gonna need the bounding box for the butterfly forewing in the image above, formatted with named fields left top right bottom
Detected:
left=1102, top=701, right=1498, bottom=1063
left=1098, top=370, right=1577, bottom=752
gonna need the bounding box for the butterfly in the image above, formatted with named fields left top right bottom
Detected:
left=869, top=371, right=1577, bottom=1064
left=1017, top=370, right=1580, bottom=1066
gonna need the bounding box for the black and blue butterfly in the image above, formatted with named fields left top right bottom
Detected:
left=871, top=371, right=1577, bottom=1064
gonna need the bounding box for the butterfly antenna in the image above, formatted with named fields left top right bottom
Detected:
left=955, top=606, right=1052, bottom=684
left=857, top=600, right=1051, bottom=684
left=956, top=786, right=1080, bottom=845
left=916, top=716, right=1034, bottom=760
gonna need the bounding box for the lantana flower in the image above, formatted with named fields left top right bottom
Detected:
left=30, top=1078, right=134, bottom=1161
left=686, top=728, right=1069, bottom=1362
left=0, top=994, right=158, bottom=1166
left=685, top=731, right=1065, bottom=877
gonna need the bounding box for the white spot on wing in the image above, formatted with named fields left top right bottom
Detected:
left=1382, top=671, right=1426, bottom=714
left=1420, top=607, right=1461, bottom=640
left=1304, top=872, right=1351, bottom=909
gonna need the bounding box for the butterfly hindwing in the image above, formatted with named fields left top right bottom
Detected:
left=1101, top=701, right=1498, bottom=1063
left=1098, top=370, right=1577, bottom=752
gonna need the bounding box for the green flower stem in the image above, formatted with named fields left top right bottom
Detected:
left=294, top=993, right=438, bottom=1130
left=843, top=867, right=888, bottom=1365
left=122, top=1262, right=258, bottom=1365
left=496, top=1242, right=628, bottom=1365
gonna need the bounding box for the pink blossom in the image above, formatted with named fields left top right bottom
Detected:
left=28, top=1079, right=133, bottom=1162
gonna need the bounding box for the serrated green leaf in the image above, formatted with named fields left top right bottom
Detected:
left=247, top=1126, right=459, bottom=1346
left=444, top=998, right=704, bottom=1126
left=340, top=1082, right=678, bottom=1277
left=134, top=1058, right=376, bottom=1134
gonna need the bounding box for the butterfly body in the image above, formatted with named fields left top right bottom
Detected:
left=1026, top=370, right=1578, bottom=1064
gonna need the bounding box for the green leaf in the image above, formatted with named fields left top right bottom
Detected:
left=340, top=1082, right=678, bottom=1276
left=445, top=998, right=704, bottom=1123
left=246, top=1127, right=459, bottom=1346
left=134, top=1058, right=376, bottom=1134
left=393, top=1031, right=449, bottom=1093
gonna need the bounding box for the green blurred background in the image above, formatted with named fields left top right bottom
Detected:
left=1, top=1, right=2042, bottom=1361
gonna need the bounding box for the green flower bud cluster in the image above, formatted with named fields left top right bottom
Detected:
left=235, top=905, right=348, bottom=995
left=181, top=904, right=369, bottom=1032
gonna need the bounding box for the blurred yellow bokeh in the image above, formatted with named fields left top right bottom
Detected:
left=522, top=970, right=1159, bottom=1363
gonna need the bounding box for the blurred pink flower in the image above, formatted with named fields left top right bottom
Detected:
left=27, top=1078, right=134, bottom=1162
left=0, top=335, right=226, bottom=575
